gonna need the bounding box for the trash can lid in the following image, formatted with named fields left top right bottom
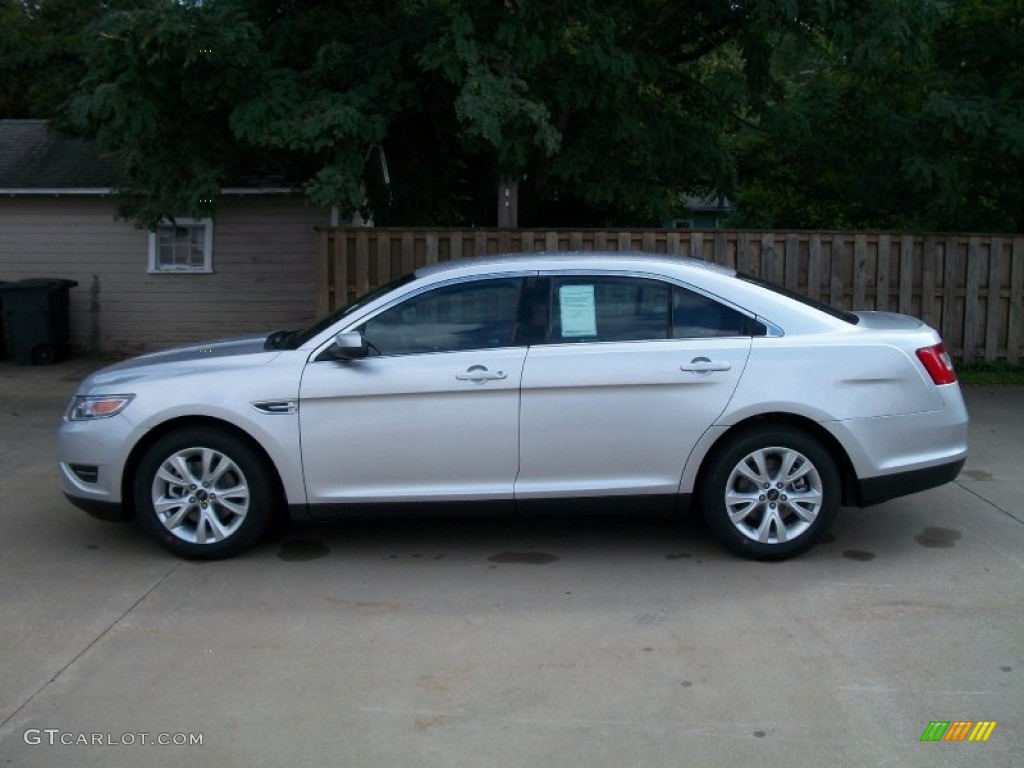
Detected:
left=0, top=278, right=79, bottom=291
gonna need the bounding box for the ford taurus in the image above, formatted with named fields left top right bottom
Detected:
left=58, top=253, right=968, bottom=560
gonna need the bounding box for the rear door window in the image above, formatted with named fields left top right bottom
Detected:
left=544, top=276, right=760, bottom=342
left=548, top=277, right=670, bottom=343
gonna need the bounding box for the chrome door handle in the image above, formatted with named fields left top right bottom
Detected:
left=456, top=366, right=507, bottom=382
left=680, top=357, right=731, bottom=373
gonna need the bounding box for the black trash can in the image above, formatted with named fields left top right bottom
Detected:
left=0, top=280, right=6, bottom=359
left=0, top=278, right=78, bottom=365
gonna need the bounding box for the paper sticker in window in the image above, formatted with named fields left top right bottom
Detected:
left=559, top=285, right=597, bottom=337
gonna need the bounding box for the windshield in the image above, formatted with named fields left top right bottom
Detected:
left=737, top=273, right=860, bottom=325
left=285, top=273, right=417, bottom=349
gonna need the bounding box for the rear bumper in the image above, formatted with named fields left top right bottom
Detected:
left=853, top=457, right=965, bottom=507
left=825, top=383, right=968, bottom=504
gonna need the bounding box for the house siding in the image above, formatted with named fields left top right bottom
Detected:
left=0, top=196, right=330, bottom=354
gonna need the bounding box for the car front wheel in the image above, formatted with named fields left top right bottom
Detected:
left=134, top=427, right=274, bottom=559
left=701, top=426, right=840, bottom=560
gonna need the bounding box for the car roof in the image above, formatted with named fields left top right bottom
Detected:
left=413, top=251, right=737, bottom=279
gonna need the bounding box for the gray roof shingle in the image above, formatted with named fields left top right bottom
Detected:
left=0, top=120, right=125, bottom=190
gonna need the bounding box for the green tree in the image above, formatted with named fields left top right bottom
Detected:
left=67, top=1, right=265, bottom=227
left=66, top=0, right=435, bottom=227
left=415, top=0, right=746, bottom=226
left=62, top=0, right=760, bottom=227
left=728, top=0, right=1024, bottom=232
left=37, top=0, right=1024, bottom=230
left=0, top=0, right=136, bottom=118
left=909, top=0, right=1024, bottom=231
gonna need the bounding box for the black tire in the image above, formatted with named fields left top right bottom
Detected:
left=134, top=427, right=275, bottom=559
left=700, top=426, right=840, bottom=561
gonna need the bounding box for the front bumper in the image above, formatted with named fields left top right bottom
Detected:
left=57, top=413, right=136, bottom=511
left=63, top=493, right=133, bottom=522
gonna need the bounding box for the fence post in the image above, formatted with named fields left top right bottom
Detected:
left=877, top=234, right=891, bottom=312
left=984, top=237, right=1002, bottom=362
left=898, top=235, right=914, bottom=315
left=922, top=236, right=937, bottom=329
left=853, top=234, right=868, bottom=310
left=315, top=229, right=331, bottom=317
left=830, top=235, right=845, bottom=308
left=785, top=234, right=799, bottom=291
left=1009, top=237, right=1024, bottom=364
left=376, top=233, right=391, bottom=286
left=942, top=236, right=960, bottom=358
left=807, top=234, right=822, bottom=301
left=963, top=236, right=981, bottom=363
left=761, top=233, right=777, bottom=283
left=333, top=231, right=349, bottom=313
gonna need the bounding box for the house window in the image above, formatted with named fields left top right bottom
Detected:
left=148, top=219, right=213, bottom=273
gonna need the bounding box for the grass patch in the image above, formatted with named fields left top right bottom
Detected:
left=957, top=361, right=1024, bottom=386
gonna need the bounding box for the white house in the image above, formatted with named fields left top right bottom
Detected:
left=0, top=120, right=332, bottom=354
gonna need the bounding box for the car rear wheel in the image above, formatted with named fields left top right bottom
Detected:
left=134, top=427, right=273, bottom=559
left=701, top=426, right=840, bottom=560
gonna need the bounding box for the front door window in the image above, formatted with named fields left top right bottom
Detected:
left=359, top=278, right=523, bottom=356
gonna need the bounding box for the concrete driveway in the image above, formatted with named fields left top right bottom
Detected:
left=0, top=360, right=1020, bottom=767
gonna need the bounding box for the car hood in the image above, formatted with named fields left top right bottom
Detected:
left=79, top=335, right=280, bottom=392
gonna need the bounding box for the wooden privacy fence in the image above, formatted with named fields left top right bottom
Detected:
left=315, top=228, right=1024, bottom=364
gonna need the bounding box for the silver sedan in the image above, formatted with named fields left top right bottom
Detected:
left=58, top=253, right=968, bottom=560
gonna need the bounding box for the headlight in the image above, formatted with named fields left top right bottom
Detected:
left=67, top=394, right=135, bottom=421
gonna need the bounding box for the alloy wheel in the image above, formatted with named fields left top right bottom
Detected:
left=723, top=446, right=824, bottom=544
left=150, top=446, right=251, bottom=545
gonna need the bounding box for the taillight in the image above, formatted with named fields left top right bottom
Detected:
left=916, top=343, right=957, bottom=385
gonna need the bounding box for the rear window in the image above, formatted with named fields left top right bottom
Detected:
left=738, top=274, right=860, bottom=325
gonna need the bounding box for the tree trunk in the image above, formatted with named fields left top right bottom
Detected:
left=497, top=178, right=519, bottom=228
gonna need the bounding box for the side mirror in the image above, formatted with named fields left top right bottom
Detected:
left=327, top=331, right=369, bottom=361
